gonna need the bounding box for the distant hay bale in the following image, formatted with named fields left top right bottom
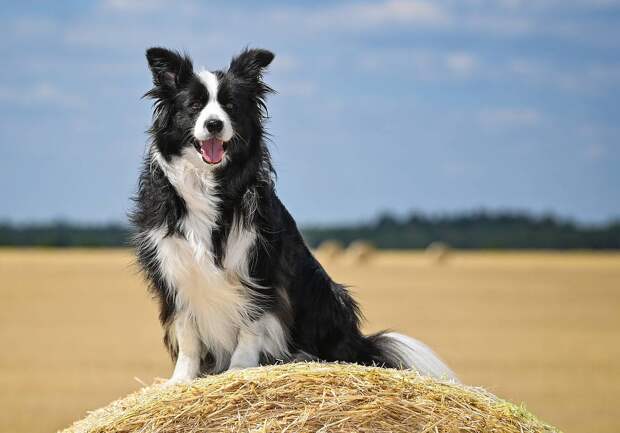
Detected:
left=315, top=240, right=345, bottom=262
left=426, top=241, right=452, bottom=264
left=343, top=240, right=376, bottom=264
left=60, top=362, right=559, bottom=433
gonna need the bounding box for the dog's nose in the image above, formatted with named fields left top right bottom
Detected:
left=205, top=119, right=224, bottom=133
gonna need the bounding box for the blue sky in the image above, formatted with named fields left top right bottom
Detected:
left=1, top=0, right=619, bottom=224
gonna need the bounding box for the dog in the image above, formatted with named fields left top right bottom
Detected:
left=131, top=47, right=457, bottom=384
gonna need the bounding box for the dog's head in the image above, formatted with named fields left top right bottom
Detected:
left=145, top=47, right=274, bottom=169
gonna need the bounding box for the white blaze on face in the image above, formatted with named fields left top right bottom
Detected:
left=194, top=70, right=234, bottom=142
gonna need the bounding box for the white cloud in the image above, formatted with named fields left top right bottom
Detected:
left=101, top=0, right=170, bottom=12
left=462, top=13, right=533, bottom=37
left=0, top=83, right=84, bottom=109
left=577, top=124, right=619, bottom=161
left=355, top=52, right=620, bottom=93
left=430, top=0, right=620, bottom=45
left=444, top=52, right=478, bottom=77
left=5, top=1, right=618, bottom=103
left=269, top=0, right=449, bottom=32
left=507, top=59, right=620, bottom=93
left=342, top=0, right=449, bottom=26
left=271, top=55, right=300, bottom=74
left=478, top=108, right=543, bottom=128
left=276, top=79, right=317, bottom=98
left=357, top=48, right=480, bottom=82
left=279, top=0, right=620, bottom=44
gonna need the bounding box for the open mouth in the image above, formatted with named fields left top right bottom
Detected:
left=195, top=138, right=226, bottom=164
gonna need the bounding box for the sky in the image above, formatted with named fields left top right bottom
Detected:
left=1, top=0, right=619, bottom=225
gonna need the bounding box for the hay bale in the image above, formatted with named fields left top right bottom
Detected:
left=343, top=240, right=376, bottom=264
left=60, top=362, right=559, bottom=433
left=315, top=240, right=345, bottom=262
left=426, top=241, right=452, bottom=264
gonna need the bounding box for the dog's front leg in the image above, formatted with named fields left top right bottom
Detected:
left=167, top=312, right=201, bottom=385
left=228, top=327, right=261, bottom=370
left=228, top=314, right=289, bottom=370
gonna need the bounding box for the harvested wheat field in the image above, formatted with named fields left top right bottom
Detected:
left=0, top=249, right=619, bottom=433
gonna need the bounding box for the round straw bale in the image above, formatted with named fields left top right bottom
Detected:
left=60, top=362, right=559, bottom=433
left=343, top=240, right=376, bottom=264
left=426, top=241, right=452, bottom=264
left=315, top=239, right=345, bottom=262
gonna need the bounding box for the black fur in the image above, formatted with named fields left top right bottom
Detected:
left=131, top=47, right=405, bottom=373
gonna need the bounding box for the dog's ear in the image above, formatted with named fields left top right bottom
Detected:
left=229, top=48, right=275, bottom=80
left=146, top=47, right=193, bottom=89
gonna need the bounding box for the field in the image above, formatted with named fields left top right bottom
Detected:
left=0, top=249, right=618, bottom=433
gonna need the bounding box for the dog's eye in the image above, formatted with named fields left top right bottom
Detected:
left=191, top=102, right=203, bottom=110
left=225, top=102, right=235, bottom=111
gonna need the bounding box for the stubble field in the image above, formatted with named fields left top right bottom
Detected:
left=0, top=249, right=618, bottom=433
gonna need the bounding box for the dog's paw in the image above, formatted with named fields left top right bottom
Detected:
left=227, top=364, right=243, bottom=371
left=163, top=376, right=194, bottom=387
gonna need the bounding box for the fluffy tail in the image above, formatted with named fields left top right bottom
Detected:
left=372, top=332, right=459, bottom=382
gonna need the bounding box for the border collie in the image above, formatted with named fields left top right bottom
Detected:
left=132, top=47, right=457, bottom=384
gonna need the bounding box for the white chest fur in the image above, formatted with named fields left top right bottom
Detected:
left=148, top=149, right=258, bottom=370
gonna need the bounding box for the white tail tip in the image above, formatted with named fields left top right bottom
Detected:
left=385, top=332, right=459, bottom=382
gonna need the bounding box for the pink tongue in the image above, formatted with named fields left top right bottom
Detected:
left=200, top=138, right=224, bottom=164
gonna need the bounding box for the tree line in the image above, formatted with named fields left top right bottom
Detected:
left=1, top=212, right=619, bottom=249
left=304, top=212, right=620, bottom=249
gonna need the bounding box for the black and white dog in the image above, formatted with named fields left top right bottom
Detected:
left=132, top=47, right=457, bottom=384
